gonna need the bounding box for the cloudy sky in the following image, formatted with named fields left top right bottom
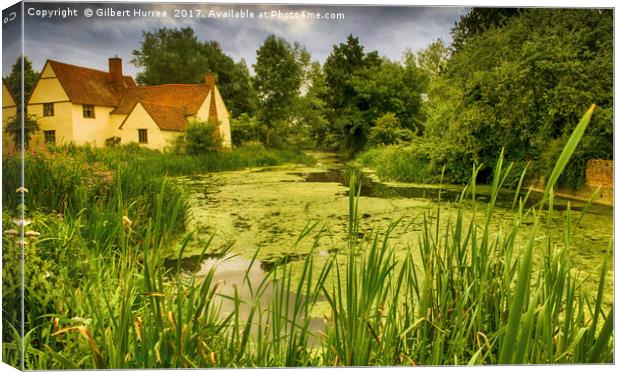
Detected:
left=3, top=2, right=466, bottom=77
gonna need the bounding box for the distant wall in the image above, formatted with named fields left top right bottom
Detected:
left=585, top=159, right=613, bottom=188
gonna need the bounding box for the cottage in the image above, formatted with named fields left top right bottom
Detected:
left=2, top=79, right=18, bottom=147
left=26, top=57, right=232, bottom=150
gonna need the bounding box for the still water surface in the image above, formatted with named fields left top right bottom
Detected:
left=171, top=152, right=614, bottom=323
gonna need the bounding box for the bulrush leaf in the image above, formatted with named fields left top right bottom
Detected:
left=542, top=104, right=595, bottom=201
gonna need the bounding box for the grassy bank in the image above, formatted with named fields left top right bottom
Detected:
left=355, top=139, right=479, bottom=185
left=2, top=143, right=314, bottom=213
left=2, top=107, right=614, bottom=367
left=1, top=143, right=314, bottom=368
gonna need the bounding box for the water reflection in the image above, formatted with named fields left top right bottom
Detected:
left=166, top=254, right=325, bottom=343
left=174, top=153, right=613, bottom=318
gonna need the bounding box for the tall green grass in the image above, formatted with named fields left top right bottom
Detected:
left=2, top=105, right=613, bottom=367
left=356, top=144, right=434, bottom=183
left=2, top=143, right=315, bottom=213
left=1, top=142, right=313, bottom=368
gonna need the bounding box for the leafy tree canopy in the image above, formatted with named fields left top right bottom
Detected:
left=131, top=27, right=256, bottom=116
left=450, top=8, right=521, bottom=51
left=320, top=35, right=427, bottom=154
left=4, top=56, right=40, bottom=110
left=427, top=8, right=613, bottom=187
left=253, top=34, right=302, bottom=146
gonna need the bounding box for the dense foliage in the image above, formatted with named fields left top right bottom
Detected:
left=253, top=35, right=302, bottom=147
left=444, top=9, right=612, bottom=186
left=4, top=56, right=40, bottom=110
left=230, top=113, right=263, bottom=147
left=361, top=8, right=613, bottom=188
left=450, top=8, right=521, bottom=52
left=319, top=36, right=427, bottom=154
left=172, top=119, right=223, bottom=155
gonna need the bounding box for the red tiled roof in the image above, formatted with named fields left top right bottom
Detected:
left=31, top=59, right=221, bottom=132
left=46, top=60, right=135, bottom=107
left=138, top=102, right=188, bottom=132
left=111, top=84, right=211, bottom=116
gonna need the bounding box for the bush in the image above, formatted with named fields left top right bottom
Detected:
left=357, top=144, right=432, bottom=183
left=105, top=136, right=121, bottom=147
left=425, top=140, right=479, bottom=184
left=422, top=9, right=613, bottom=188
left=358, top=135, right=483, bottom=184
left=174, top=119, right=223, bottom=154
left=368, top=112, right=414, bottom=146
left=230, top=113, right=263, bottom=146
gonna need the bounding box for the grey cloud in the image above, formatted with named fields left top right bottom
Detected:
left=5, top=2, right=466, bottom=77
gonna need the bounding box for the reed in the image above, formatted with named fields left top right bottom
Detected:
left=2, top=106, right=613, bottom=367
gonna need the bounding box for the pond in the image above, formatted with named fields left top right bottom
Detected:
left=171, top=151, right=614, bottom=322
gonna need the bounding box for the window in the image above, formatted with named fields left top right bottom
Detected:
left=138, top=129, right=148, bottom=144
left=43, top=103, right=54, bottom=116
left=43, top=130, right=56, bottom=144
left=82, top=104, right=95, bottom=118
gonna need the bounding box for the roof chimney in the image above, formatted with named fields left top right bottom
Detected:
left=109, top=56, right=124, bottom=87
left=204, top=72, right=216, bottom=87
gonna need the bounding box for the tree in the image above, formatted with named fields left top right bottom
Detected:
left=426, top=8, right=613, bottom=187
left=368, top=112, right=412, bottom=146
left=4, top=114, right=40, bottom=148
left=230, top=113, right=262, bottom=146
left=450, top=8, right=521, bottom=51
left=227, top=59, right=257, bottom=116
left=321, top=35, right=382, bottom=153
left=323, top=34, right=378, bottom=113
left=273, top=60, right=328, bottom=149
left=131, top=28, right=257, bottom=117
left=415, top=40, right=450, bottom=84
left=201, top=42, right=257, bottom=116
left=4, top=56, right=40, bottom=112
left=321, top=35, right=427, bottom=154
left=294, top=61, right=329, bottom=148
left=253, top=34, right=302, bottom=146
left=131, top=28, right=207, bottom=85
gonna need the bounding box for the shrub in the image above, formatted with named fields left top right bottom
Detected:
left=357, top=143, right=432, bottom=183
left=230, top=113, right=263, bottom=146
left=105, top=136, right=121, bottom=147
left=174, top=119, right=223, bottom=154
left=425, top=139, right=479, bottom=184
left=368, top=112, right=414, bottom=146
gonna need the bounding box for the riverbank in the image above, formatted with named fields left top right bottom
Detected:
left=1, top=143, right=315, bottom=368
left=527, top=184, right=613, bottom=207
left=354, top=145, right=614, bottom=207
left=2, top=141, right=614, bottom=367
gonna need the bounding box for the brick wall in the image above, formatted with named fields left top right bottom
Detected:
left=585, top=159, right=613, bottom=188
